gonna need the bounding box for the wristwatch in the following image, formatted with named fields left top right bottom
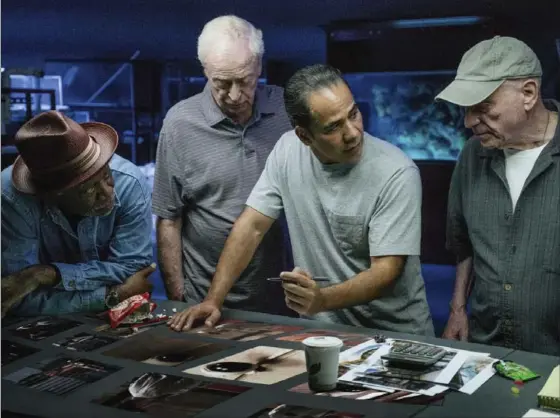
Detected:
left=105, top=287, right=120, bottom=309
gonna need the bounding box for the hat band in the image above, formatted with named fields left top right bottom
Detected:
left=32, top=136, right=101, bottom=175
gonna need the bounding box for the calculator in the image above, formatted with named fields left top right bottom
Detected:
left=380, top=340, right=447, bottom=368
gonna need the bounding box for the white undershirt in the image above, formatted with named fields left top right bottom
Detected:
left=503, top=143, right=547, bottom=211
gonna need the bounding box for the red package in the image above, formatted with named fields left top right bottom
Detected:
left=108, top=293, right=156, bottom=328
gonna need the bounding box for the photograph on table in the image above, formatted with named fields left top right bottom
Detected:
left=338, top=339, right=384, bottom=370
left=1, top=411, right=43, bottom=418
left=290, top=377, right=444, bottom=405
left=184, top=345, right=306, bottom=384
left=93, top=372, right=249, bottom=418
left=277, top=330, right=371, bottom=347
left=249, top=403, right=363, bottom=418
left=3, top=356, right=120, bottom=396
left=349, top=374, right=445, bottom=396
left=186, top=319, right=303, bottom=342
left=1, top=340, right=39, bottom=366
left=290, top=378, right=387, bottom=400
left=372, top=390, right=445, bottom=406
left=448, top=355, right=497, bottom=394
left=102, top=332, right=228, bottom=366
left=1, top=316, right=26, bottom=328
left=10, top=317, right=82, bottom=341
left=53, top=332, right=118, bottom=352
left=93, top=323, right=151, bottom=339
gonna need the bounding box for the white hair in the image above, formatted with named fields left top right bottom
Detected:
left=197, top=15, right=264, bottom=66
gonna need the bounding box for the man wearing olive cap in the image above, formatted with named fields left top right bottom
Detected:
left=438, top=36, right=559, bottom=356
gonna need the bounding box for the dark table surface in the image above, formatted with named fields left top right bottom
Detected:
left=1, top=300, right=558, bottom=418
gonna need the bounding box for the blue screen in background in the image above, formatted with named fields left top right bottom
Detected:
left=344, top=71, right=469, bottom=160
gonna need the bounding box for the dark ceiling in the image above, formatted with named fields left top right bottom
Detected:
left=2, top=0, right=558, bottom=65
left=3, top=0, right=557, bottom=27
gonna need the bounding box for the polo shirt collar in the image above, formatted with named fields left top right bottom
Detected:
left=201, top=81, right=277, bottom=127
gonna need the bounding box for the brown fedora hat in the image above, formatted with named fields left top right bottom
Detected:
left=12, top=110, right=119, bottom=195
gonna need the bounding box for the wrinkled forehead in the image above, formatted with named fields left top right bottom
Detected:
left=204, top=42, right=260, bottom=80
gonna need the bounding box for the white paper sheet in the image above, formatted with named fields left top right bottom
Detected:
left=522, top=409, right=560, bottom=417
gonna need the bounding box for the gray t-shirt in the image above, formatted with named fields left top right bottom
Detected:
left=152, top=83, right=293, bottom=313
left=247, top=130, right=434, bottom=336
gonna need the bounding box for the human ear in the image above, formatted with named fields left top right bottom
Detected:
left=295, top=126, right=312, bottom=146
left=521, top=79, right=539, bottom=111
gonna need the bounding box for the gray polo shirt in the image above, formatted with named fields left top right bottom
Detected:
left=447, top=99, right=560, bottom=356
left=152, top=83, right=293, bottom=313
left=246, top=131, right=435, bottom=336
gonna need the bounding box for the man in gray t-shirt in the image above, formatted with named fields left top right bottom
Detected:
left=169, top=64, right=434, bottom=336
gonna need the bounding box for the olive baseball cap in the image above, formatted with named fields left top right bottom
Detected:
left=436, top=36, right=542, bottom=107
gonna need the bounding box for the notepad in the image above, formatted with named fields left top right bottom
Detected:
left=538, top=366, right=560, bottom=412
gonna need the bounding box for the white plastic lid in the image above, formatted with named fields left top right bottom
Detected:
left=302, top=336, right=343, bottom=348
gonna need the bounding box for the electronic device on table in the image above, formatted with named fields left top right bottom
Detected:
left=381, top=340, right=447, bottom=368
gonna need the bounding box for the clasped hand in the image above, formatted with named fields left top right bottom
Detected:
left=280, top=267, right=325, bottom=316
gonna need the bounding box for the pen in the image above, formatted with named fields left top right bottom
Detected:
left=266, top=276, right=330, bottom=282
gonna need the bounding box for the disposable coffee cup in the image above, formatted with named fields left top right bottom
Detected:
left=302, top=336, right=343, bottom=392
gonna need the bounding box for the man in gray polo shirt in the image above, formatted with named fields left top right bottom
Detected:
left=439, top=36, right=559, bottom=356
left=169, top=64, right=434, bottom=336
left=152, top=15, right=292, bottom=314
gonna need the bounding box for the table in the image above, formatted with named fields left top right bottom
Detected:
left=1, top=300, right=558, bottom=418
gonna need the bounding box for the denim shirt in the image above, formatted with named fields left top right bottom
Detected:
left=1, top=154, right=153, bottom=316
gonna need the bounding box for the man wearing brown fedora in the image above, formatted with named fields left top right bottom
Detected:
left=438, top=36, right=560, bottom=356
left=1, top=111, right=155, bottom=317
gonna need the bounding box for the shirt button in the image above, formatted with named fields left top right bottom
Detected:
left=504, top=284, right=512, bottom=291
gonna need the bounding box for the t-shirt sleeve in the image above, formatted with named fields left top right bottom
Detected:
left=245, top=140, right=284, bottom=220
left=368, top=165, right=422, bottom=257
left=152, top=122, right=185, bottom=219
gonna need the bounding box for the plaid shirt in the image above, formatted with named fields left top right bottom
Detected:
left=446, top=99, right=560, bottom=356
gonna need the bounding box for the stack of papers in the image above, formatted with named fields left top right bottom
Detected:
left=337, top=338, right=497, bottom=399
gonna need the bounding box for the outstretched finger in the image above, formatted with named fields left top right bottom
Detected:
left=168, top=309, right=190, bottom=331
left=184, top=308, right=205, bottom=331
left=205, top=309, right=221, bottom=328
